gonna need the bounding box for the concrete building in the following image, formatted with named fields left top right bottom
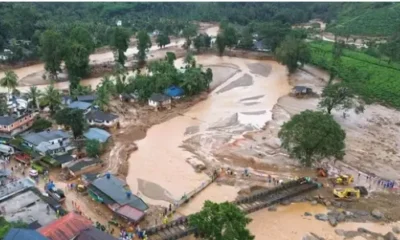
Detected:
left=148, top=93, right=171, bottom=111
left=86, top=110, right=119, bottom=128
left=22, top=130, right=74, bottom=156
left=0, top=112, right=37, bottom=138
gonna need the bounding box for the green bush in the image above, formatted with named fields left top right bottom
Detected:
left=86, top=139, right=101, bottom=158
left=31, top=118, right=53, bottom=132
left=309, top=41, right=400, bottom=108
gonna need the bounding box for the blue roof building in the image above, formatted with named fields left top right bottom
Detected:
left=84, top=128, right=111, bottom=143
left=164, top=86, right=184, bottom=98
left=4, top=228, right=49, bottom=240
left=68, top=101, right=92, bottom=111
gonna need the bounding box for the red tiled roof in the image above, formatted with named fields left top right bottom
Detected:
left=115, top=204, right=145, bottom=222
left=38, top=213, right=92, bottom=240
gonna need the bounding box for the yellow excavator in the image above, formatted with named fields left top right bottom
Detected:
left=333, top=186, right=368, bottom=201
left=331, top=174, right=354, bottom=185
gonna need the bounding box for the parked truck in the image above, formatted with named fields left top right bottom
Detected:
left=45, top=182, right=66, bottom=203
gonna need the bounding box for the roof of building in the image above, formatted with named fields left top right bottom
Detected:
left=82, top=173, right=101, bottom=184
left=149, top=93, right=171, bottom=102
left=67, top=158, right=102, bottom=173
left=0, top=169, right=11, bottom=178
left=0, top=116, right=16, bottom=125
left=53, top=154, right=75, bottom=165
left=38, top=213, right=93, bottom=240
left=0, top=178, right=36, bottom=201
left=84, top=128, right=111, bottom=143
left=77, top=95, right=96, bottom=102
left=164, top=86, right=184, bottom=97
left=22, top=130, right=70, bottom=146
left=114, top=204, right=146, bottom=222
left=86, top=110, right=118, bottom=122
left=68, top=101, right=92, bottom=110
left=4, top=228, right=49, bottom=240
left=90, top=174, right=148, bottom=211
left=75, top=227, right=117, bottom=240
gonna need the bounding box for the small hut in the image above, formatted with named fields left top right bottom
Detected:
left=292, top=86, right=313, bottom=97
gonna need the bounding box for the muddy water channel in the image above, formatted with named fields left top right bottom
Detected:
left=126, top=55, right=291, bottom=207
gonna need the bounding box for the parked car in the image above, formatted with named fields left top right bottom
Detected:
left=29, top=169, right=38, bottom=177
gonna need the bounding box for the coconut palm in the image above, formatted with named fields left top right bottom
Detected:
left=26, top=86, right=42, bottom=110
left=42, top=84, right=61, bottom=114
left=0, top=70, right=18, bottom=96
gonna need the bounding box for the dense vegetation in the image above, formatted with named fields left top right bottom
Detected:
left=327, top=2, right=400, bottom=36
left=309, top=41, right=400, bottom=108
left=0, top=217, right=27, bottom=239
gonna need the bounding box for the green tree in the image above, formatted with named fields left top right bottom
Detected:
left=40, top=30, right=64, bottom=79
left=94, top=84, right=111, bottom=112
left=223, top=25, right=238, bottom=48
left=193, top=33, right=212, bottom=52
left=31, top=117, right=52, bottom=132
left=27, top=86, right=42, bottom=110
left=86, top=139, right=101, bottom=158
left=110, top=27, right=130, bottom=66
left=329, top=38, right=345, bottom=84
left=0, top=70, right=18, bottom=95
left=42, top=83, right=62, bottom=114
left=278, top=110, right=346, bottom=166
left=216, top=33, right=226, bottom=56
left=69, top=26, right=95, bottom=53
left=54, top=108, right=86, bottom=138
left=381, top=29, right=400, bottom=64
left=238, top=28, right=254, bottom=50
left=65, top=42, right=90, bottom=89
left=182, top=23, right=198, bottom=50
left=275, top=35, right=311, bottom=73
left=71, top=84, right=92, bottom=100
left=258, top=22, right=290, bottom=51
left=165, top=52, right=176, bottom=65
left=189, top=201, right=254, bottom=240
left=136, top=30, right=152, bottom=66
left=0, top=94, right=8, bottom=116
left=318, top=83, right=357, bottom=114
left=156, top=33, right=170, bottom=48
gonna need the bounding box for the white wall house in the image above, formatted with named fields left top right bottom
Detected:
left=86, top=110, right=119, bottom=128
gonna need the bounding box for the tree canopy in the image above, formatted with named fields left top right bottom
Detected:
left=0, top=70, right=18, bottom=94
left=318, top=83, right=356, bottom=114
left=275, top=35, right=311, bottom=73
left=110, top=27, right=130, bottom=66
left=278, top=110, right=346, bottom=166
left=40, top=29, right=64, bottom=79
left=136, top=30, right=152, bottom=66
left=86, top=139, right=101, bottom=157
left=189, top=201, right=254, bottom=240
left=54, top=108, right=86, bottom=138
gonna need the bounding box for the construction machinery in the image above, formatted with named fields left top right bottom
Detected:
left=331, top=174, right=354, bottom=185
left=333, top=186, right=368, bottom=201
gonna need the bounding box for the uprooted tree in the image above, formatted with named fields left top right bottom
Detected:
left=318, top=82, right=365, bottom=114
left=189, top=201, right=255, bottom=240
left=278, top=110, right=346, bottom=167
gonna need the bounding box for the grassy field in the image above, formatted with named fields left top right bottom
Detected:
left=308, top=41, right=400, bottom=108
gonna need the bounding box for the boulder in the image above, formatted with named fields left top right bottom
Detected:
left=328, top=216, right=338, bottom=227
left=344, top=211, right=354, bottom=217
left=315, top=213, right=328, bottom=221
left=304, top=212, right=312, bottom=216
left=324, top=200, right=332, bottom=207
left=332, top=201, right=342, bottom=208
left=392, top=226, right=400, bottom=234
left=336, top=213, right=346, bottom=222
left=371, top=209, right=384, bottom=219
left=281, top=200, right=291, bottom=206
left=186, top=158, right=206, bottom=172
left=311, top=200, right=318, bottom=206
left=357, top=228, right=372, bottom=234
left=334, top=229, right=345, bottom=236
left=384, top=232, right=398, bottom=240
left=302, top=233, right=322, bottom=240
left=268, top=206, right=277, bottom=212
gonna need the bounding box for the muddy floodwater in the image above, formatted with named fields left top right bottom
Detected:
left=248, top=203, right=396, bottom=240
left=126, top=55, right=291, bottom=207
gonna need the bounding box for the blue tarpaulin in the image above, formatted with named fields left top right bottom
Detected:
left=164, top=86, right=184, bottom=97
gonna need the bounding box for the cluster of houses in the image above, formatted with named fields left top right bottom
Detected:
left=0, top=177, right=118, bottom=240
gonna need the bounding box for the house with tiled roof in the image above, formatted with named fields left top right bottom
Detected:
left=38, top=213, right=92, bottom=240
left=88, top=173, right=148, bottom=223
left=22, top=129, right=74, bottom=156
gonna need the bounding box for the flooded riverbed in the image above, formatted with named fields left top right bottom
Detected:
left=248, top=202, right=397, bottom=240
left=126, top=55, right=291, bottom=207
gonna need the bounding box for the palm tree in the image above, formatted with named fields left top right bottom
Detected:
left=42, top=84, right=61, bottom=114
left=26, top=86, right=42, bottom=111
left=0, top=70, right=18, bottom=96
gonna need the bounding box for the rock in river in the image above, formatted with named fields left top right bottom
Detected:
left=304, top=212, right=312, bottom=216
left=335, top=229, right=345, bottom=236
left=371, top=209, right=384, bottom=219
left=384, top=232, right=398, bottom=240
left=315, top=213, right=328, bottom=221
left=393, top=226, right=400, bottom=234
left=328, top=216, right=338, bottom=227
left=268, top=206, right=277, bottom=212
